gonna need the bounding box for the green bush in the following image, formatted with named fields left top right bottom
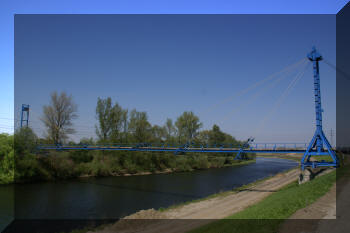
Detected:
left=69, top=150, right=94, bottom=163
left=209, top=156, right=226, bottom=168
left=74, top=163, right=92, bottom=176
left=197, top=155, right=210, bottom=169
left=0, top=134, right=14, bottom=184
left=15, top=153, right=52, bottom=182
left=175, top=156, right=192, bottom=172
left=7, top=131, right=254, bottom=183
left=14, top=127, right=37, bottom=155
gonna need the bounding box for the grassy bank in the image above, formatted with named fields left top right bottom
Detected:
left=257, top=153, right=340, bottom=163
left=3, top=151, right=255, bottom=184
left=188, top=167, right=340, bottom=233
left=257, top=154, right=302, bottom=162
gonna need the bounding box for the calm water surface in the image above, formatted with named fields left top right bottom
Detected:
left=0, top=157, right=297, bottom=231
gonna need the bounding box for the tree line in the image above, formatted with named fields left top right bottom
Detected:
left=41, top=91, right=241, bottom=147
left=0, top=92, right=254, bottom=184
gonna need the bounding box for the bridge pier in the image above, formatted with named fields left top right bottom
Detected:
left=298, top=167, right=335, bottom=184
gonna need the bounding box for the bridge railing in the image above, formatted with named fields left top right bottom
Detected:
left=37, top=142, right=245, bottom=150
left=37, top=142, right=308, bottom=151
left=249, top=143, right=307, bottom=150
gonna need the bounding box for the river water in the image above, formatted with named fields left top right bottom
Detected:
left=0, top=157, right=298, bottom=232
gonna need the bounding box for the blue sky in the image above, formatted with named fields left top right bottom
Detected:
left=1, top=0, right=349, bottom=143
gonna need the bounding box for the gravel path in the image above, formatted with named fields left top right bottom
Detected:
left=89, top=169, right=300, bottom=233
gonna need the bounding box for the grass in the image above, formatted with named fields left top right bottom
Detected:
left=257, top=154, right=301, bottom=162
left=258, top=154, right=338, bottom=163
left=188, top=167, right=341, bottom=233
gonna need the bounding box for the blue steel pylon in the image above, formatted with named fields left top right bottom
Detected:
left=301, top=47, right=338, bottom=170
left=20, top=104, right=30, bottom=128
left=235, top=137, right=254, bottom=160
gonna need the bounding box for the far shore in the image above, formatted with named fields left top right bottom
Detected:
left=77, top=159, right=257, bottom=179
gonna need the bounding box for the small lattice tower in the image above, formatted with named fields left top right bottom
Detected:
left=20, top=104, right=30, bottom=128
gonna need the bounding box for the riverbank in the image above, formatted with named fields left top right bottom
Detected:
left=77, top=159, right=256, bottom=179
left=257, top=153, right=302, bottom=162
left=188, top=169, right=337, bottom=233
left=77, top=161, right=341, bottom=233
left=4, top=157, right=290, bottom=233
left=1, top=151, right=256, bottom=185
left=79, top=165, right=300, bottom=233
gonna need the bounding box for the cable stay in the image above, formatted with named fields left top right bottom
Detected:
left=219, top=59, right=309, bottom=125
left=323, top=59, right=350, bottom=81
left=201, top=58, right=308, bottom=114
left=254, top=61, right=310, bottom=137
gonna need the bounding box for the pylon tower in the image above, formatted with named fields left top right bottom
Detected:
left=301, top=47, right=338, bottom=169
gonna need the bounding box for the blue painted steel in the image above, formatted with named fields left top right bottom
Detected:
left=38, top=144, right=307, bottom=154
left=301, top=47, right=338, bottom=169
left=235, top=137, right=254, bottom=160
left=249, top=143, right=307, bottom=150
left=20, top=104, right=30, bottom=128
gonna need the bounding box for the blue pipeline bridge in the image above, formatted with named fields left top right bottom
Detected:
left=37, top=141, right=338, bottom=170
left=38, top=142, right=308, bottom=154
left=35, top=47, right=339, bottom=170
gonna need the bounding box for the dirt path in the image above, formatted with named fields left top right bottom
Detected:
left=89, top=168, right=300, bottom=233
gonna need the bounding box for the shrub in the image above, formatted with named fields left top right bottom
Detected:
left=15, top=153, right=52, bottom=182
left=88, top=160, right=111, bottom=176
left=0, top=134, right=14, bottom=184
left=69, top=150, right=94, bottom=163
left=209, top=157, right=226, bottom=168
left=175, top=156, right=192, bottom=172
left=14, top=127, right=37, bottom=155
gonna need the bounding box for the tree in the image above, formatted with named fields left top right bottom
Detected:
left=195, top=130, right=211, bottom=145
left=42, top=91, right=77, bottom=144
left=14, top=127, right=37, bottom=154
left=96, top=97, right=127, bottom=143
left=79, top=137, right=95, bottom=145
left=95, top=97, right=113, bottom=143
left=128, top=109, right=151, bottom=142
left=209, top=124, right=226, bottom=146
left=175, top=111, right=202, bottom=143
left=151, top=125, right=166, bottom=143
left=164, top=118, right=175, bottom=142
left=110, top=102, right=124, bottom=142
left=0, top=133, right=14, bottom=184
left=121, top=109, right=129, bottom=143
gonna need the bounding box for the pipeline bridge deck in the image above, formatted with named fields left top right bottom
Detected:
left=38, top=143, right=338, bottom=169
left=38, top=143, right=331, bottom=156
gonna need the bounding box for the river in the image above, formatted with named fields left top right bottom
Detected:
left=0, top=157, right=298, bottom=232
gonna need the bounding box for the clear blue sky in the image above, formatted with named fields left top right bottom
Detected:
left=1, top=0, right=349, bottom=143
